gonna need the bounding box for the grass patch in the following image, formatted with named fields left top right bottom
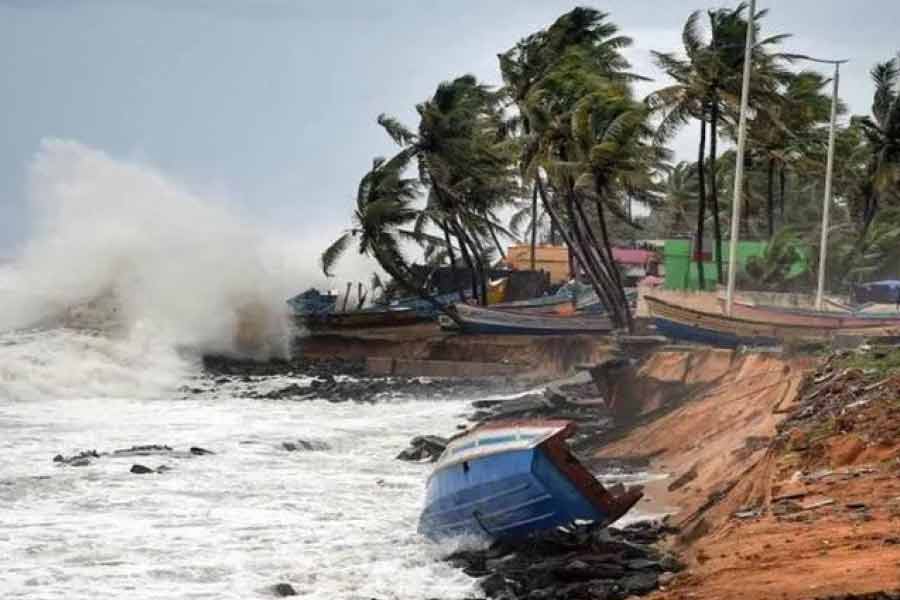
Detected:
left=834, top=347, right=900, bottom=378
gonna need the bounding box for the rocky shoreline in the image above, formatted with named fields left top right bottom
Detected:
left=198, top=354, right=534, bottom=404
left=446, top=520, right=683, bottom=600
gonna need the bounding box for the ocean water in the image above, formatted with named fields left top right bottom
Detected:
left=0, top=139, right=659, bottom=600
left=0, top=328, right=479, bottom=600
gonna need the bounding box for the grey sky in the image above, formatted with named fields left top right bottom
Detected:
left=2, top=0, right=898, bottom=263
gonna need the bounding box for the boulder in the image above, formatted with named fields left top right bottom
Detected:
left=130, top=464, right=154, bottom=474
left=396, top=435, right=447, bottom=462
left=271, top=583, right=297, bottom=597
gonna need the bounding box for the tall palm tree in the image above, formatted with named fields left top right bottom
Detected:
left=499, top=8, right=648, bottom=327
left=379, top=75, right=519, bottom=305
left=522, top=44, right=662, bottom=330
left=651, top=3, right=789, bottom=287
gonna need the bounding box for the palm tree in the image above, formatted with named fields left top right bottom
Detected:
left=748, top=70, right=834, bottom=237
left=499, top=8, right=648, bottom=328
left=653, top=161, right=698, bottom=236
left=508, top=197, right=550, bottom=262
left=521, top=44, right=663, bottom=330
left=320, top=152, right=457, bottom=321
left=379, top=75, right=519, bottom=305
left=651, top=3, right=789, bottom=286
left=854, top=54, right=900, bottom=232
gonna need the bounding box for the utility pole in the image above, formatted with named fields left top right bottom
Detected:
left=785, top=55, right=847, bottom=310
left=724, top=0, right=756, bottom=316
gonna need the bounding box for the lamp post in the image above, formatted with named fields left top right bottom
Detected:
left=787, top=55, right=849, bottom=310
left=724, top=0, right=756, bottom=316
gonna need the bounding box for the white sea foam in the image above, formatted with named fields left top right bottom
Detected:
left=0, top=376, right=478, bottom=599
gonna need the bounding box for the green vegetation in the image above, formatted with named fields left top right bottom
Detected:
left=323, top=4, right=900, bottom=325
left=835, top=346, right=900, bottom=378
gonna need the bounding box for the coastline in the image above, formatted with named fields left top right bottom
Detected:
left=277, top=326, right=900, bottom=599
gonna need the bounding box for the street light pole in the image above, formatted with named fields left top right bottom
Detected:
left=786, top=54, right=848, bottom=309
left=724, top=0, right=756, bottom=316
left=814, top=60, right=846, bottom=310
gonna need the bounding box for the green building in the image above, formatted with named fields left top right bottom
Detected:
left=662, top=239, right=802, bottom=290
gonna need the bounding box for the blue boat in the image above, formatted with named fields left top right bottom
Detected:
left=419, top=420, right=642, bottom=541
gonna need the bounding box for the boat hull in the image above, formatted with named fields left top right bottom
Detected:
left=419, top=421, right=640, bottom=542
left=300, top=308, right=424, bottom=329
left=648, top=296, right=900, bottom=347
left=653, top=313, right=778, bottom=348
left=721, top=298, right=900, bottom=329
left=452, top=303, right=612, bottom=335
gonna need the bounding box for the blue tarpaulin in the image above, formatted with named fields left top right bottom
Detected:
left=853, top=280, right=900, bottom=304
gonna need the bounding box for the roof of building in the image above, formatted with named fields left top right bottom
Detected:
left=611, top=248, right=658, bottom=265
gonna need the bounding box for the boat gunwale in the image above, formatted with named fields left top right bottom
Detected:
left=429, top=420, right=572, bottom=477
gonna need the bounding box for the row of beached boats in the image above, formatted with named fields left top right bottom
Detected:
left=288, top=284, right=626, bottom=332
left=289, top=283, right=900, bottom=346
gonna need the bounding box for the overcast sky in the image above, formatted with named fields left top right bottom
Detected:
left=2, top=0, right=899, bottom=261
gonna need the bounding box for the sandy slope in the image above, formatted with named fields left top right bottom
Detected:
left=595, top=348, right=900, bottom=599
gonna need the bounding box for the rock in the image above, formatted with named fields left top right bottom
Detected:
left=156, top=465, right=172, bottom=473
left=622, top=572, right=658, bottom=595
left=130, top=464, right=154, bottom=474
left=396, top=435, right=447, bottom=462
left=189, top=446, right=215, bottom=455
left=113, top=445, right=173, bottom=456
left=53, top=450, right=101, bottom=465
left=283, top=440, right=330, bottom=452
left=626, top=558, right=660, bottom=571
left=444, top=521, right=672, bottom=599
left=479, top=572, right=510, bottom=597
left=271, top=582, right=297, bottom=596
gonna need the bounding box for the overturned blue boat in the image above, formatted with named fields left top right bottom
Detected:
left=419, top=420, right=642, bottom=541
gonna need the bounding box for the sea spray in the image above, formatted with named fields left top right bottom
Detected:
left=2, top=139, right=295, bottom=358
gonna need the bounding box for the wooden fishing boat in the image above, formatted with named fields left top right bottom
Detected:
left=490, top=294, right=576, bottom=315
left=419, top=420, right=642, bottom=541
left=719, top=298, right=900, bottom=329
left=300, top=307, right=425, bottom=330
left=646, top=295, right=900, bottom=348
left=449, top=303, right=613, bottom=335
